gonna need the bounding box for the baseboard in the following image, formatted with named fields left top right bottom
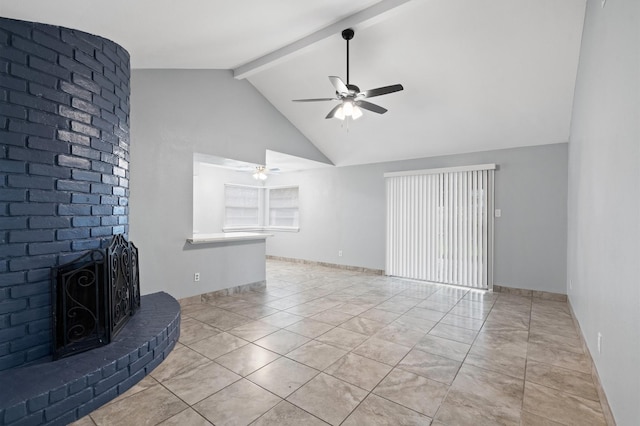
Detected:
left=493, top=284, right=567, bottom=301
left=266, top=255, right=385, bottom=275
left=567, top=300, right=617, bottom=425
left=178, top=280, right=267, bottom=307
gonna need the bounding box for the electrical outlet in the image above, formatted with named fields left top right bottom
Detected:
left=569, top=279, right=573, bottom=290
left=194, top=272, right=200, bottom=282
left=597, top=332, right=602, bottom=354
left=494, top=209, right=502, bottom=218
left=338, top=250, right=343, bottom=257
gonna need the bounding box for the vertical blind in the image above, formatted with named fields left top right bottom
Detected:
left=385, top=165, right=495, bottom=289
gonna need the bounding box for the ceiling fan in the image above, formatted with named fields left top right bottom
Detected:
left=293, top=28, right=404, bottom=120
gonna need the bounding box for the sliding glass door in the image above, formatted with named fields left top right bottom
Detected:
left=385, top=164, right=495, bottom=289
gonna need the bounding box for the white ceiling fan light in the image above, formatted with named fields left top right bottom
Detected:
left=252, top=166, right=268, bottom=181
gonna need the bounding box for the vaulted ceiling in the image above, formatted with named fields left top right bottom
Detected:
left=0, top=0, right=586, bottom=166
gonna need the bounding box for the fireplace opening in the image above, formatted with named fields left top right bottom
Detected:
left=52, top=234, right=141, bottom=360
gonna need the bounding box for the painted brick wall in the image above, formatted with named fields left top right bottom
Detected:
left=0, top=17, right=130, bottom=371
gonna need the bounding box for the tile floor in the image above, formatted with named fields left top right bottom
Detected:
left=73, top=260, right=608, bottom=425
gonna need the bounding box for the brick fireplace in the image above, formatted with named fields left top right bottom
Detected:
left=0, top=17, right=180, bottom=425
left=0, top=17, right=132, bottom=371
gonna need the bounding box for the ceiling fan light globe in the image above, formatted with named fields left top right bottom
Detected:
left=343, top=100, right=354, bottom=116
left=352, top=105, right=363, bottom=120
left=335, top=106, right=346, bottom=120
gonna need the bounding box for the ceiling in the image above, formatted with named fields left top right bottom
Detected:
left=0, top=0, right=587, bottom=166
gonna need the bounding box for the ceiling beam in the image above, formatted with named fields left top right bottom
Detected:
left=233, top=0, right=413, bottom=80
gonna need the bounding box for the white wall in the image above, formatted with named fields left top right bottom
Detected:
left=129, top=69, right=330, bottom=299
left=567, top=0, right=640, bottom=423
left=267, top=143, right=568, bottom=294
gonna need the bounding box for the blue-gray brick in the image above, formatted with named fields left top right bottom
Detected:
left=58, top=54, right=92, bottom=78
left=9, top=330, right=50, bottom=351
left=9, top=91, right=57, bottom=113
left=10, top=254, right=56, bottom=271
left=57, top=154, right=91, bottom=170
left=60, top=80, right=92, bottom=101
left=9, top=229, right=54, bottom=243
left=56, top=228, right=89, bottom=240
left=7, top=175, right=54, bottom=190
left=71, top=193, right=100, bottom=204
left=71, top=145, right=101, bottom=160
left=71, top=239, right=100, bottom=250
left=12, top=36, right=57, bottom=62
left=29, top=216, right=70, bottom=229
left=10, top=63, right=58, bottom=88
left=71, top=169, right=101, bottom=182
left=59, top=105, right=91, bottom=124
left=28, top=55, right=70, bottom=80
left=9, top=202, right=55, bottom=216
left=70, top=98, right=99, bottom=115
left=91, top=160, right=112, bottom=174
left=29, top=163, right=71, bottom=178
left=26, top=318, right=50, bottom=334
left=0, top=299, right=27, bottom=315
left=10, top=282, right=47, bottom=298
left=10, top=306, right=49, bottom=325
left=71, top=121, right=100, bottom=138
left=0, top=188, right=26, bottom=201
left=0, top=217, right=27, bottom=229
left=0, top=159, right=26, bottom=173
left=56, top=179, right=90, bottom=192
left=57, top=129, right=90, bottom=146
left=8, top=146, right=56, bottom=164
left=72, top=73, right=100, bottom=94
left=91, top=226, right=113, bottom=237
left=29, top=81, right=71, bottom=104
left=0, top=103, right=27, bottom=119
left=0, top=325, right=26, bottom=343
left=9, top=119, right=56, bottom=138
left=72, top=216, right=100, bottom=227
left=92, top=205, right=111, bottom=215
left=28, top=109, right=70, bottom=128
left=0, top=130, right=26, bottom=147
left=27, top=136, right=70, bottom=154
left=32, top=29, right=73, bottom=56
left=28, top=189, right=70, bottom=203
left=57, top=204, right=91, bottom=215
left=0, top=243, right=26, bottom=257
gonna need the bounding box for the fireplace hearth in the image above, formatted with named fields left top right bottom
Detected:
left=52, top=235, right=141, bottom=360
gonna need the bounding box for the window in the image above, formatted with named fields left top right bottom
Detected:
left=268, top=186, right=299, bottom=229
left=223, top=184, right=299, bottom=232
left=224, top=184, right=262, bottom=229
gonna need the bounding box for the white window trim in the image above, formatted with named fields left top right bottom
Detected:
left=223, top=183, right=300, bottom=233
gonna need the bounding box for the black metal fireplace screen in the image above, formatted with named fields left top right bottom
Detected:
left=51, top=234, right=140, bottom=360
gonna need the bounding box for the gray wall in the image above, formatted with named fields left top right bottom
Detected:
left=267, top=143, right=568, bottom=294
left=567, top=0, right=640, bottom=423
left=129, top=69, right=329, bottom=299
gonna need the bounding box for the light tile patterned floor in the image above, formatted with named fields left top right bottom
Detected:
left=73, top=260, right=608, bottom=425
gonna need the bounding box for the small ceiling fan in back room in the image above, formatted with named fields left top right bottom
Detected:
left=293, top=28, right=404, bottom=120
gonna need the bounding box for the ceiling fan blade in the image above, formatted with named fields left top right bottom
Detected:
left=292, top=98, right=337, bottom=102
left=362, top=84, right=404, bottom=99
left=325, top=103, right=343, bottom=119
left=329, top=76, right=349, bottom=94
left=357, top=100, right=388, bottom=114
